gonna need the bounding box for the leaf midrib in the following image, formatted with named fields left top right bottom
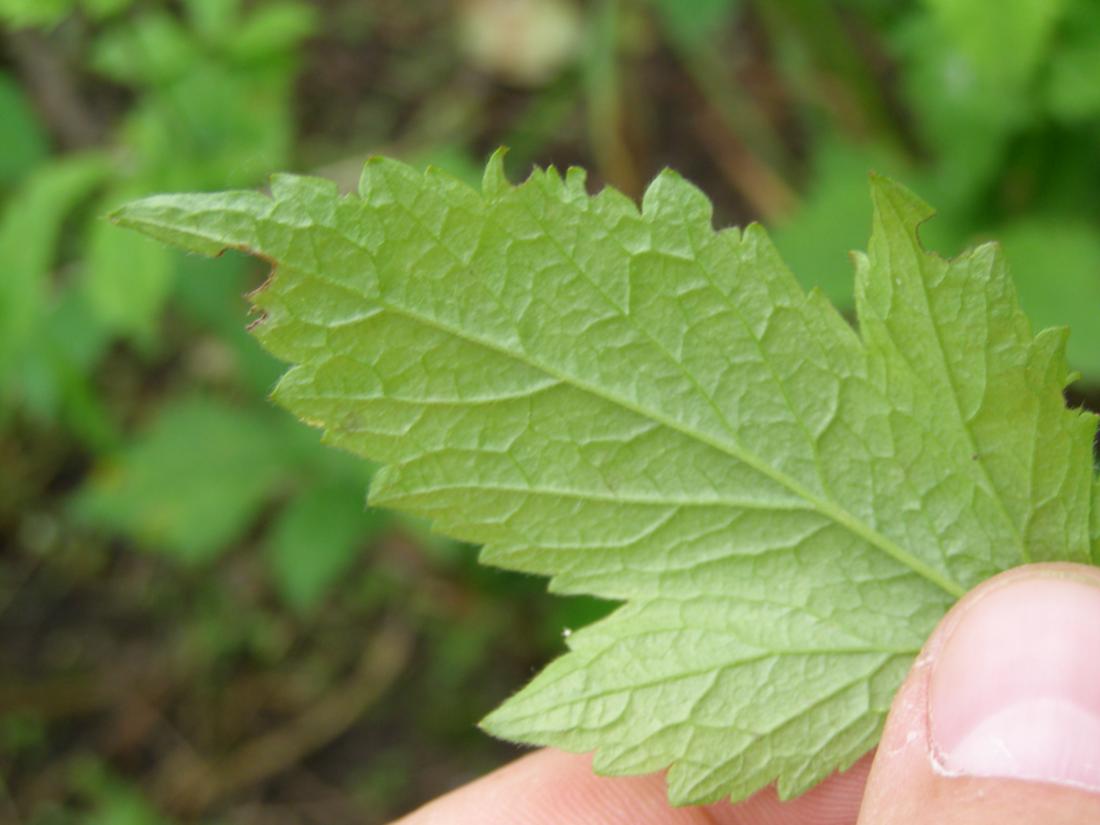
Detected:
left=361, top=278, right=967, bottom=599
left=119, top=203, right=969, bottom=600
left=877, top=195, right=1031, bottom=565
left=382, top=184, right=965, bottom=598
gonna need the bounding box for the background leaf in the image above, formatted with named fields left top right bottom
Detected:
left=266, top=480, right=382, bottom=613
left=73, top=396, right=291, bottom=564
left=8, top=1, right=1100, bottom=820
left=998, top=219, right=1100, bottom=371
left=922, top=0, right=1067, bottom=86
left=0, top=156, right=109, bottom=375
left=82, top=194, right=174, bottom=346
left=0, top=72, right=47, bottom=188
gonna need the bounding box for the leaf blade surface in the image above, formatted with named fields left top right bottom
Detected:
left=113, top=157, right=1096, bottom=803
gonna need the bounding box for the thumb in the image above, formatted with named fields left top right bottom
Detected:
left=858, top=563, right=1100, bottom=824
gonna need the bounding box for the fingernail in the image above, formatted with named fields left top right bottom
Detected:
left=929, top=574, right=1100, bottom=791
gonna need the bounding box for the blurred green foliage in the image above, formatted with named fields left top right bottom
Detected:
left=3, top=0, right=1100, bottom=822
left=770, top=0, right=1100, bottom=368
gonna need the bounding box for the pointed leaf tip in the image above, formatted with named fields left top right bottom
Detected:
left=868, top=172, right=935, bottom=227
left=642, top=167, right=713, bottom=223
left=110, top=195, right=234, bottom=257
left=482, top=147, right=512, bottom=197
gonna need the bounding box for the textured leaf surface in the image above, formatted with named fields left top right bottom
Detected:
left=113, top=157, right=1097, bottom=803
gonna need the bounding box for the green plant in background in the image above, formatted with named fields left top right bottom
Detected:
left=71, top=759, right=173, bottom=825
left=0, top=0, right=394, bottom=612
left=81, top=0, right=315, bottom=343
left=768, top=0, right=1100, bottom=374
left=115, top=153, right=1097, bottom=804
left=1, top=0, right=313, bottom=428
left=0, top=0, right=134, bottom=29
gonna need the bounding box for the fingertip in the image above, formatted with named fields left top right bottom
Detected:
left=394, top=748, right=869, bottom=825
left=859, top=563, right=1100, bottom=824
left=391, top=749, right=706, bottom=825
left=705, top=754, right=870, bottom=825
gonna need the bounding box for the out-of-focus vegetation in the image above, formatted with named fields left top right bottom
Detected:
left=2, top=1, right=1099, bottom=822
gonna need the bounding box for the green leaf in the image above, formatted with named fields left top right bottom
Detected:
left=122, top=66, right=295, bottom=190
left=74, top=396, right=290, bottom=564
left=922, top=0, right=1067, bottom=87
left=1045, top=1, right=1100, bottom=122
left=265, top=480, right=381, bottom=613
left=113, top=158, right=1097, bottom=803
left=0, top=155, right=110, bottom=373
left=0, top=0, right=73, bottom=26
left=186, top=0, right=240, bottom=44
left=0, top=72, right=48, bottom=188
left=998, top=218, right=1100, bottom=376
left=891, top=16, right=1023, bottom=209
left=72, top=760, right=174, bottom=825
left=12, top=284, right=117, bottom=448
left=82, top=192, right=174, bottom=346
left=228, top=1, right=316, bottom=62
left=80, top=0, right=135, bottom=21
left=90, top=11, right=198, bottom=86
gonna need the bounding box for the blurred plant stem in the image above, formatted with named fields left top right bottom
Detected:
left=653, top=1, right=798, bottom=219
left=750, top=0, right=908, bottom=153
left=153, top=620, right=413, bottom=818
left=5, top=29, right=104, bottom=149
left=584, top=0, right=645, bottom=197
left=500, top=73, right=581, bottom=177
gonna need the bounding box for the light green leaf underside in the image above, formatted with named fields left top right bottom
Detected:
left=113, top=156, right=1097, bottom=804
